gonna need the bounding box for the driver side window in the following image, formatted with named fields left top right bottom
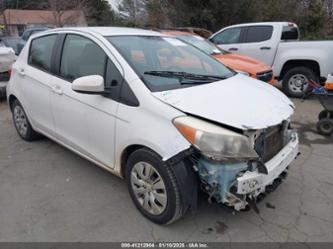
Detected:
left=60, top=34, right=107, bottom=82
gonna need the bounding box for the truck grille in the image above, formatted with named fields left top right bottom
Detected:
left=256, top=70, right=273, bottom=83
left=255, top=125, right=284, bottom=163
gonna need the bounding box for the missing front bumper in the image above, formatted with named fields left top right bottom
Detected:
left=197, top=131, right=299, bottom=211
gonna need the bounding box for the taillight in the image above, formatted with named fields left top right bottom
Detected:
left=7, top=68, right=11, bottom=78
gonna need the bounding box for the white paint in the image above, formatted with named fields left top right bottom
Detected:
left=0, top=47, right=15, bottom=73
left=153, top=74, right=294, bottom=130
left=72, top=75, right=105, bottom=93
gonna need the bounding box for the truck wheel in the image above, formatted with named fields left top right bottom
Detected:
left=282, top=67, right=317, bottom=98
left=125, top=148, right=189, bottom=224
left=11, top=100, right=40, bottom=141
left=317, top=118, right=333, bottom=136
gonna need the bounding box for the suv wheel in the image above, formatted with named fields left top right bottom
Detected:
left=12, top=100, right=40, bottom=141
left=125, top=148, right=188, bottom=224
left=282, top=67, right=317, bottom=98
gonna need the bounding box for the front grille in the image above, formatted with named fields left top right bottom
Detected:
left=255, top=125, right=284, bottom=163
left=256, top=70, right=273, bottom=83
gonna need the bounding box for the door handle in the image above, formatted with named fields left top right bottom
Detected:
left=260, top=47, right=271, bottom=50
left=18, top=68, right=25, bottom=76
left=51, top=85, right=63, bottom=95
left=229, top=47, right=238, bottom=51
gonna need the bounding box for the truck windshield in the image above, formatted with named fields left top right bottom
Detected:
left=176, top=35, right=226, bottom=55
left=107, top=36, right=234, bottom=92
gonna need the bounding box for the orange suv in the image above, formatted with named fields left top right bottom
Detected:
left=161, top=31, right=275, bottom=84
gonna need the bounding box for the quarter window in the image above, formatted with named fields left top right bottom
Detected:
left=28, top=35, right=57, bottom=72
left=60, top=35, right=107, bottom=82
left=244, top=26, right=273, bottom=43
left=211, top=28, right=241, bottom=44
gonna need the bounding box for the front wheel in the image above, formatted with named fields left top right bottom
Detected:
left=282, top=67, right=317, bottom=98
left=125, top=148, right=188, bottom=224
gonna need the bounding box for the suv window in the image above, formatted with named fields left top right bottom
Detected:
left=245, top=26, right=273, bottom=43
left=28, top=35, right=57, bottom=72
left=281, top=26, right=299, bottom=40
left=60, top=35, right=107, bottom=82
left=211, top=27, right=241, bottom=44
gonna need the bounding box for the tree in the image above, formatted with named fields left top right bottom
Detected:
left=118, top=0, right=146, bottom=26
left=144, top=0, right=169, bottom=28
left=302, top=0, right=328, bottom=39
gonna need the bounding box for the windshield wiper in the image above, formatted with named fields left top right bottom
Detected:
left=144, top=71, right=228, bottom=83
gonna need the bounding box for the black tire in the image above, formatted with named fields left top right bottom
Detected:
left=316, top=118, right=333, bottom=136
left=125, top=148, right=188, bottom=224
left=282, top=67, right=318, bottom=98
left=11, top=100, right=40, bottom=141
left=318, top=110, right=333, bottom=120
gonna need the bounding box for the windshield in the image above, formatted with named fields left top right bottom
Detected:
left=107, top=36, right=234, bottom=92
left=177, top=35, right=226, bottom=55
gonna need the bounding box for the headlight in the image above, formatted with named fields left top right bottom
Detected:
left=173, top=116, right=258, bottom=162
left=235, top=70, right=250, bottom=77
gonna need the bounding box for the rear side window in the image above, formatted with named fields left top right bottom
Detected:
left=281, top=26, right=299, bottom=40
left=245, top=26, right=273, bottom=43
left=60, top=35, right=107, bottom=82
left=28, top=35, right=57, bottom=72
left=211, top=27, right=241, bottom=44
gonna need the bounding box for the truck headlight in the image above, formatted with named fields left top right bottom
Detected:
left=173, top=116, right=258, bottom=162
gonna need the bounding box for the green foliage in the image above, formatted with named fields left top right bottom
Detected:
left=2, top=0, right=333, bottom=39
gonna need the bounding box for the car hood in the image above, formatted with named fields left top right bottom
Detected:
left=214, top=53, right=270, bottom=74
left=152, top=74, right=294, bottom=130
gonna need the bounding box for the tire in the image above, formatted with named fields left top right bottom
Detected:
left=282, top=67, right=318, bottom=98
left=318, top=110, right=333, bottom=120
left=316, top=118, right=333, bottom=136
left=11, top=100, right=40, bottom=141
left=125, top=148, right=188, bottom=224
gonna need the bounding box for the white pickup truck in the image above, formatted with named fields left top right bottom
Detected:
left=210, top=22, right=333, bottom=97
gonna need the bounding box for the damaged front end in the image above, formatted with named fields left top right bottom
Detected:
left=173, top=116, right=299, bottom=212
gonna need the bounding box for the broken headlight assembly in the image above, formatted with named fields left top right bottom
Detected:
left=173, top=116, right=258, bottom=162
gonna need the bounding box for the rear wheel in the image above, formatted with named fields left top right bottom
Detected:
left=318, top=110, right=333, bottom=120
left=11, top=100, right=40, bottom=141
left=317, top=118, right=333, bottom=136
left=125, top=148, right=188, bottom=224
left=282, top=67, right=317, bottom=98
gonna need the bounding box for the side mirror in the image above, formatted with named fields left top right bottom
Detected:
left=72, top=75, right=104, bottom=94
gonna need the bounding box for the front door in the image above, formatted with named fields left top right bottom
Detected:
left=50, top=34, right=120, bottom=168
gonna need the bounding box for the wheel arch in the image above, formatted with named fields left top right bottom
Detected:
left=8, top=94, right=18, bottom=111
left=120, top=144, right=150, bottom=178
left=279, top=60, right=320, bottom=81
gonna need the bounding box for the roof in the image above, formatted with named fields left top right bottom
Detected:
left=47, top=27, right=165, bottom=37
left=220, top=22, right=293, bottom=29
left=1, top=9, right=85, bottom=26
left=159, top=30, right=193, bottom=36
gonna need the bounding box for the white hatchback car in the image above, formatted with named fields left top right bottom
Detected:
left=7, top=27, right=299, bottom=224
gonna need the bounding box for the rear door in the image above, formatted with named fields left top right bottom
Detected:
left=19, top=34, right=58, bottom=136
left=210, top=27, right=245, bottom=53
left=238, top=25, right=277, bottom=66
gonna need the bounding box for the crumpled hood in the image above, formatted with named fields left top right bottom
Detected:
left=153, top=74, right=294, bottom=130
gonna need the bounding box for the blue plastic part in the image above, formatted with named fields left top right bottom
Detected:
left=198, top=158, right=248, bottom=202
left=312, top=86, right=327, bottom=94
